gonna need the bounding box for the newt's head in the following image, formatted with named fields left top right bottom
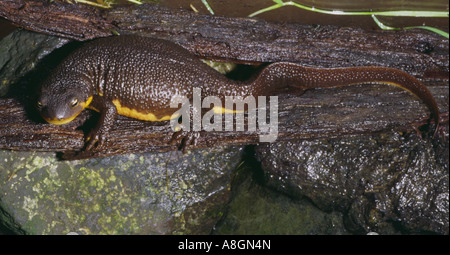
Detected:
left=37, top=71, right=93, bottom=125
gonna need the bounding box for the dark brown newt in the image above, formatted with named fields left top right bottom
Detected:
left=37, top=35, right=440, bottom=154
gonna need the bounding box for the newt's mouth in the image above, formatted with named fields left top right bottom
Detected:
left=42, top=113, right=80, bottom=125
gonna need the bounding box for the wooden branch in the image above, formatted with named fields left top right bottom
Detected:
left=0, top=0, right=114, bottom=39
left=1, top=83, right=447, bottom=159
left=0, top=0, right=448, bottom=76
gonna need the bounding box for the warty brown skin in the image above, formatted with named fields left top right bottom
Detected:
left=37, top=35, right=440, bottom=154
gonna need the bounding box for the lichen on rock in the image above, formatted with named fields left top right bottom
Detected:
left=0, top=147, right=243, bottom=234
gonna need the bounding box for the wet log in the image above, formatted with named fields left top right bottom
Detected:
left=0, top=0, right=448, bottom=76
left=0, top=82, right=447, bottom=159
left=0, top=0, right=114, bottom=40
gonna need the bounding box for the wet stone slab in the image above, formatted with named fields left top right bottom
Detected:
left=256, top=131, right=449, bottom=234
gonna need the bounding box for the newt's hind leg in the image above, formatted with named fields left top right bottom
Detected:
left=169, top=130, right=202, bottom=153
left=167, top=103, right=206, bottom=153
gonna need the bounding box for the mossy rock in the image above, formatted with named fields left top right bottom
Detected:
left=0, top=147, right=243, bottom=234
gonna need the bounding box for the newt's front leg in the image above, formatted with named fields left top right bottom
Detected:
left=84, top=95, right=117, bottom=151
left=62, top=95, right=117, bottom=159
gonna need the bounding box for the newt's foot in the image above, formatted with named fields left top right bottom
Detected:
left=411, top=111, right=448, bottom=138
left=169, top=130, right=201, bottom=153
left=60, top=130, right=107, bottom=160
left=84, top=128, right=107, bottom=152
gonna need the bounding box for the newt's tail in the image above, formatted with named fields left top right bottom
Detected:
left=250, top=62, right=440, bottom=135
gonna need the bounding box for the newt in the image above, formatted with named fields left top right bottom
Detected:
left=37, top=35, right=440, bottom=155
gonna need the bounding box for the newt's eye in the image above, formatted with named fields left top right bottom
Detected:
left=70, top=98, right=79, bottom=108
left=37, top=101, right=44, bottom=109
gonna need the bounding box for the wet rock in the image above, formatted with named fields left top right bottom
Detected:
left=0, top=30, right=70, bottom=96
left=0, top=147, right=243, bottom=234
left=256, top=131, right=449, bottom=234
left=213, top=159, right=347, bottom=234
